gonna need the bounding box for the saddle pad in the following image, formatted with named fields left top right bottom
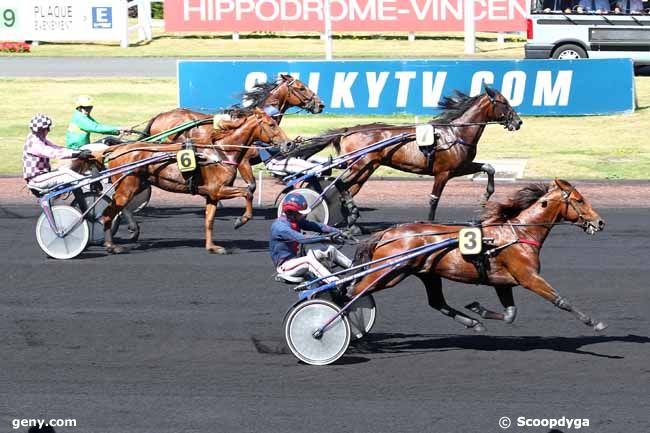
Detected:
left=416, top=124, right=435, bottom=147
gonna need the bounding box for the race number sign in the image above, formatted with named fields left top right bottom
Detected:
left=177, top=149, right=197, bottom=172
left=165, top=0, right=527, bottom=33
left=458, top=228, right=482, bottom=255
left=0, top=0, right=126, bottom=42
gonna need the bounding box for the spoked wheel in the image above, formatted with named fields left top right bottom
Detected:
left=71, top=192, right=120, bottom=245
left=346, top=294, right=377, bottom=340
left=35, top=205, right=90, bottom=259
left=284, top=299, right=351, bottom=366
left=277, top=188, right=329, bottom=225
left=125, top=184, right=152, bottom=214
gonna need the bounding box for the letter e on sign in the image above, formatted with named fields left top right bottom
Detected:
left=92, top=7, right=113, bottom=29
left=459, top=227, right=482, bottom=255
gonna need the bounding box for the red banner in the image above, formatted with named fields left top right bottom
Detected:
left=165, top=0, right=527, bottom=33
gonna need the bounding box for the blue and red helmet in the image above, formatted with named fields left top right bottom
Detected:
left=282, top=193, right=310, bottom=215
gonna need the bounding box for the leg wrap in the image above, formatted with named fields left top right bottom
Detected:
left=553, top=296, right=572, bottom=311
left=503, top=306, right=517, bottom=324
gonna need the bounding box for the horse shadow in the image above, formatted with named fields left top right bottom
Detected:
left=349, top=333, right=650, bottom=359
left=129, top=237, right=269, bottom=253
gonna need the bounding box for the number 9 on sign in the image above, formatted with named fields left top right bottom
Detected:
left=177, top=149, right=196, bottom=172
left=458, top=227, right=482, bottom=255
left=2, top=9, right=16, bottom=28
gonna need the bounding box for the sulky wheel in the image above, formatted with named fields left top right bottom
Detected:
left=346, top=294, right=377, bottom=340
left=71, top=191, right=120, bottom=245
left=35, top=205, right=90, bottom=260
left=277, top=188, right=329, bottom=225
left=284, top=299, right=351, bottom=366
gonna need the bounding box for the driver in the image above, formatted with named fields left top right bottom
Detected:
left=66, top=95, right=131, bottom=151
left=23, top=114, right=92, bottom=191
left=270, top=192, right=352, bottom=284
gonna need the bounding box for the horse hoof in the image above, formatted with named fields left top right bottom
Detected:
left=207, top=246, right=228, bottom=255
left=126, top=228, right=140, bottom=242
left=349, top=225, right=363, bottom=236
left=105, top=244, right=126, bottom=254
left=234, top=217, right=250, bottom=230
left=471, top=322, right=486, bottom=332
left=465, top=301, right=481, bottom=314
left=594, top=322, right=608, bottom=332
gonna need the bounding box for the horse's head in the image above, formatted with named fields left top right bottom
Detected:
left=249, top=107, right=291, bottom=146
left=484, top=86, right=522, bottom=131
left=275, top=74, right=325, bottom=114
left=549, top=179, right=605, bottom=235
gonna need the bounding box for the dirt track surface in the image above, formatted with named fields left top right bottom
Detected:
left=0, top=204, right=648, bottom=433
left=3, top=177, right=650, bottom=208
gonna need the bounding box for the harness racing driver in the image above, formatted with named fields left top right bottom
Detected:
left=270, top=192, right=353, bottom=284
left=66, top=95, right=132, bottom=151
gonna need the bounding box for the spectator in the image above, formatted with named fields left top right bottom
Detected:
left=577, top=0, right=611, bottom=12
left=614, top=0, right=644, bottom=12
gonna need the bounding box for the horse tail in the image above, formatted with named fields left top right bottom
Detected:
left=353, top=229, right=386, bottom=266
left=138, top=114, right=160, bottom=140
left=286, top=127, right=347, bottom=159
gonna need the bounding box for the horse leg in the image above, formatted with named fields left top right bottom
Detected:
left=120, top=208, right=140, bottom=242
left=453, top=162, right=496, bottom=206
left=419, top=274, right=486, bottom=331
left=428, top=171, right=451, bottom=221
left=339, top=157, right=381, bottom=231
left=204, top=199, right=227, bottom=254
left=515, top=272, right=607, bottom=331
left=101, top=176, right=139, bottom=254
left=465, top=286, right=517, bottom=323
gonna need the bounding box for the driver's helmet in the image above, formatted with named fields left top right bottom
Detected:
left=29, top=114, right=53, bottom=133
left=282, top=193, right=310, bottom=215
left=263, top=105, right=282, bottom=118
left=75, top=95, right=94, bottom=108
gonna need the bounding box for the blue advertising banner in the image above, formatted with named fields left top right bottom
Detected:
left=177, top=59, right=635, bottom=116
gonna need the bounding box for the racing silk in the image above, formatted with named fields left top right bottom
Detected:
left=23, top=133, right=77, bottom=181
left=66, top=110, right=120, bottom=149
left=269, top=216, right=338, bottom=267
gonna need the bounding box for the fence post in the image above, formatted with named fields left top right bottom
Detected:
left=464, top=0, right=475, bottom=54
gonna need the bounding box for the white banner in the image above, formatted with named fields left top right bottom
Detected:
left=0, top=0, right=127, bottom=42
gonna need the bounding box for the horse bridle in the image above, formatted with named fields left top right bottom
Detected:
left=551, top=184, right=599, bottom=232
left=489, top=97, right=517, bottom=128
left=282, top=79, right=318, bottom=112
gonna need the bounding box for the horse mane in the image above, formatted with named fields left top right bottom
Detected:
left=435, top=90, right=482, bottom=122
left=236, top=80, right=280, bottom=108
left=221, top=106, right=255, bottom=119
left=480, top=183, right=550, bottom=223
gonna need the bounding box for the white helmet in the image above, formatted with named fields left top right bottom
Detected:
left=29, top=114, right=53, bottom=133
left=75, top=95, right=94, bottom=108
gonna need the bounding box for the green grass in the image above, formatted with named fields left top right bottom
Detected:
left=0, top=30, right=524, bottom=58
left=2, top=76, right=649, bottom=179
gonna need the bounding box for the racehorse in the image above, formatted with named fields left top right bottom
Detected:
left=140, top=74, right=324, bottom=211
left=99, top=107, right=290, bottom=254
left=289, top=86, right=522, bottom=226
left=351, top=179, right=607, bottom=332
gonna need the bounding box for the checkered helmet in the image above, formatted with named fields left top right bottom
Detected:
left=29, top=114, right=53, bottom=133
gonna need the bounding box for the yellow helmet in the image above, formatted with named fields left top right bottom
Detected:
left=75, top=95, right=94, bottom=108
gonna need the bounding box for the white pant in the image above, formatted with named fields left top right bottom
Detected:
left=265, top=156, right=329, bottom=175
left=27, top=167, right=84, bottom=191
left=277, top=245, right=352, bottom=284
left=80, top=142, right=109, bottom=152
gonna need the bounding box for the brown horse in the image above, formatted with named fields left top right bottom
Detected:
left=141, top=74, right=325, bottom=208
left=100, top=107, right=290, bottom=254
left=351, top=179, right=607, bottom=332
left=291, top=86, right=522, bottom=227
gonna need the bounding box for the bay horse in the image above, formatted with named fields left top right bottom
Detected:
left=141, top=74, right=325, bottom=214
left=290, top=86, right=522, bottom=227
left=100, top=107, right=290, bottom=254
left=351, top=179, right=607, bottom=332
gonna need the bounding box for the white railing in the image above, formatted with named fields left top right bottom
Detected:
left=122, top=0, right=160, bottom=48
